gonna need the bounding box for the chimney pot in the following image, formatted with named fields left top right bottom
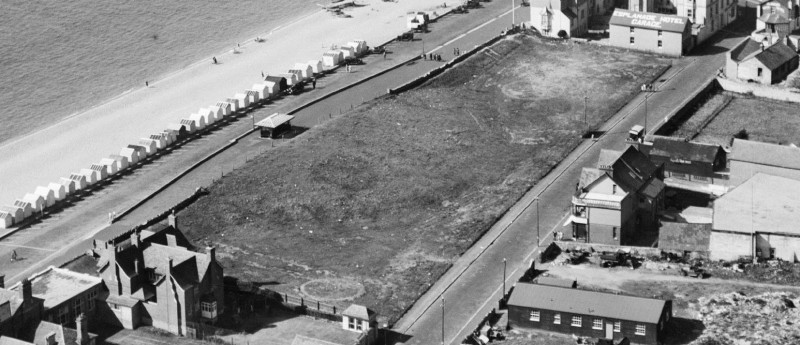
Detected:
left=168, top=212, right=177, bottom=229
left=19, top=278, right=32, bottom=302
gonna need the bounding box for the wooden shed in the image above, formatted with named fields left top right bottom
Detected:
left=308, top=60, right=324, bottom=74
left=34, top=186, right=56, bottom=207
left=198, top=108, right=218, bottom=125
left=294, top=63, right=314, bottom=79
left=59, top=177, right=76, bottom=194
left=323, top=50, right=343, bottom=67
left=80, top=168, right=99, bottom=186
left=234, top=93, right=251, bottom=109
left=13, top=200, right=33, bottom=219
left=255, top=113, right=295, bottom=139
left=288, top=69, right=305, bottom=82
left=226, top=97, right=242, bottom=112
left=99, top=158, right=119, bottom=176
left=188, top=113, right=207, bottom=130
left=0, top=206, right=23, bottom=226
left=214, top=102, right=232, bottom=116
left=68, top=173, right=88, bottom=190
left=90, top=164, right=109, bottom=180
left=179, top=119, right=197, bottom=133
left=23, top=193, right=45, bottom=212
left=279, top=73, right=298, bottom=86
left=252, top=83, right=270, bottom=100
left=264, top=76, right=288, bottom=94
left=246, top=90, right=261, bottom=104
left=109, top=154, right=130, bottom=170
left=47, top=182, right=67, bottom=201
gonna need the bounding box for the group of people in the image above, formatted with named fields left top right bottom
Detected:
left=453, top=47, right=460, bottom=56
left=422, top=53, right=442, bottom=61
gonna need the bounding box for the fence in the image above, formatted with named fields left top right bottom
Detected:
left=279, top=292, right=343, bottom=322
left=716, top=77, right=800, bottom=103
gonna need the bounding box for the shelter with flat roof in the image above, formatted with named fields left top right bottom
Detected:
left=507, top=283, right=671, bottom=345
left=255, top=113, right=295, bottom=139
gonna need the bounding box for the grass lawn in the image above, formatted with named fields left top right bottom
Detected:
left=177, top=33, right=670, bottom=324
left=676, top=91, right=800, bottom=147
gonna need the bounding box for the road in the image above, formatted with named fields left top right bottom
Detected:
left=0, top=0, right=529, bottom=285
left=390, top=21, right=751, bottom=345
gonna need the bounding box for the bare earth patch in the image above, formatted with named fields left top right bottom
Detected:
left=178, top=34, right=670, bottom=323
left=300, top=278, right=365, bottom=301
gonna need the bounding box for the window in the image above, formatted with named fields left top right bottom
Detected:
left=357, top=321, right=364, bottom=331
left=554, top=314, right=561, bottom=324
left=74, top=298, right=82, bottom=317
left=348, top=317, right=358, bottom=330
left=530, top=310, right=541, bottom=322
left=630, top=27, right=635, bottom=33
left=613, top=227, right=617, bottom=240
left=58, top=306, right=69, bottom=324
left=658, top=40, right=663, bottom=48
left=688, top=9, right=693, bottom=17
left=87, top=290, right=97, bottom=310
left=658, top=30, right=663, bottom=37
left=636, top=324, right=647, bottom=335
left=593, top=319, right=603, bottom=330
left=757, top=68, right=763, bottom=77
left=630, top=37, right=635, bottom=45
left=571, top=316, right=582, bottom=327
left=614, top=321, right=621, bottom=332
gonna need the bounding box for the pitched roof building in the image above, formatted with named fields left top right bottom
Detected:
left=728, top=139, right=800, bottom=186
left=0, top=279, right=44, bottom=340
left=640, top=136, right=727, bottom=188
left=726, top=39, right=799, bottom=84
left=7, top=268, right=102, bottom=327
left=530, top=0, right=589, bottom=38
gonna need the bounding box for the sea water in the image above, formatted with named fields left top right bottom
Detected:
left=0, top=0, right=317, bottom=145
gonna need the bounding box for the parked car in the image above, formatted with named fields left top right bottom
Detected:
left=397, top=31, right=414, bottom=41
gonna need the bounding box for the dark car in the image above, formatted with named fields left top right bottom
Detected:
left=343, top=56, right=364, bottom=65
left=397, top=31, right=414, bottom=41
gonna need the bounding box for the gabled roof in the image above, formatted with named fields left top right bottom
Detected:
left=0, top=289, right=24, bottom=320
left=597, top=149, right=623, bottom=170
left=611, top=146, right=661, bottom=194
left=256, top=113, right=295, bottom=129
left=507, top=283, right=668, bottom=324
left=713, top=173, right=800, bottom=235
left=579, top=167, right=605, bottom=190
left=731, top=139, right=800, bottom=170
left=562, top=8, right=578, bottom=19
left=342, top=304, right=374, bottom=320
left=30, top=320, right=96, bottom=345
left=649, top=136, right=723, bottom=163
left=753, top=41, right=798, bottom=70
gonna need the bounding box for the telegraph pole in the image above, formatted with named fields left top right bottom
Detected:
left=441, top=297, right=445, bottom=345
left=502, top=258, right=507, bottom=295
left=511, top=0, right=515, bottom=26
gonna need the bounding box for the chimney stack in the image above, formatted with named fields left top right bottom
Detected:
left=166, top=234, right=177, bottom=247
left=19, top=278, right=32, bottom=302
left=0, top=274, right=4, bottom=289
left=168, top=257, right=174, bottom=273
left=76, top=313, right=88, bottom=345
left=130, top=232, right=140, bottom=248
left=206, top=246, right=216, bottom=262
left=168, top=211, right=177, bottom=229
left=134, top=258, right=140, bottom=275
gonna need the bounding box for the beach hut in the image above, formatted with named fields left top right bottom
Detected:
left=23, top=193, right=45, bottom=212
left=264, top=76, right=287, bottom=96
left=99, top=158, right=119, bottom=175
left=323, top=50, right=343, bottom=67
left=119, top=147, right=139, bottom=165
left=136, top=139, right=157, bottom=156
left=109, top=154, right=130, bottom=170
left=279, top=73, right=298, bottom=86
left=226, top=98, right=242, bottom=112
left=80, top=168, right=99, bottom=186
left=208, top=105, right=226, bottom=120
left=34, top=186, right=56, bottom=207
left=347, top=40, right=368, bottom=56
left=252, top=84, right=270, bottom=100
left=162, top=130, right=178, bottom=144
left=255, top=113, right=295, bottom=139
left=167, top=124, right=188, bottom=139
left=0, top=211, right=12, bottom=229
left=339, top=46, right=355, bottom=59
left=0, top=206, right=23, bottom=226
left=214, top=102, right=232, bottom=116
left=90, top=164, right=109, bottom=180
left=198, top=108, right=217, bottom=125
left=127, top=145, right=148, bottom=161
left=245, top=90, right=261, bottom=104
left=148, top=134, right=168, bottom=149
left=188, top=114, right=207, bottom=130
left=13, top=200, right=33, bottom=219
left=59, top=177, right=76, bottom=194
left=308, top=60, right=324, bottom=74
left=47, top=182, right=67, bottom=201
left=68, top=173, right=88, bottom=190
left=179, top=119, right=198, bottom=134
left=234, top=93, right=251, bottom=109
left=294, top=63, right=314, bottom=80
left=288, top=69, right=305, bottom=82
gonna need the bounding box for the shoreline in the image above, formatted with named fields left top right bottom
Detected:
left=0, top=0, right=444, bottom=206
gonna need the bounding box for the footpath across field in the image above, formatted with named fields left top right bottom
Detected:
left=178, top=33, right=670, bottom=323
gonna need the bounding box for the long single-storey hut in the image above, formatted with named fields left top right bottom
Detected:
left=109, top=154, right=130, bottom=170
left=234, top=93, right=251, bottom=109
left=214, top=102, right=232, bottom=116
left=252, top=84, right=270, bottom=100
left=226, top=97, right=242, bottom=112
left=279, top=73, right=298, bottom=86
left=23, top=193, right=45, bottom=212
left=288, top=69, right=305, bottom=82
left=149, top=134, right=168, bottom=149
left=308, top=60, right=324, bottom=74
left=294, top=63, right=314, bottom=80
left=339, top=46, right=355, bottom=59
left=80, top=168, right=99, bottom=186
left=264, top=76, right=288, bottom=94
left=198, top=108, right=217, bottom=125
left=180, top=119, right=198, bottom=133
left=13, top=200, right=33, bottom=219
left=323, top=50, right=343, bottom=67
left=255, top=113, right=295, bottom=139
left=47, top=182, right=67, bottom=201
left=90, top=164, right=109, bottom=180
left=188, top=113, right=207, bottom=130
left=68, top=173, right=88, bottom=190
left=59, top=177, right=76, bottom=194
left=0, top=206, right=23, bottom=226
left=245, top=90, right=261, bottom=104
left=34, top=186, right=56, bottom=207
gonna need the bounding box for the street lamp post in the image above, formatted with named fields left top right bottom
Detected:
left=502, top=258, right=507, bottom=296
left=441, top=297, right=445, bottom=345
left=583, top=96, right=588, bottom=125
left=641, top=83, right=656, bottom=136
left=535, top=197, right=540, bottom=246
left=511, top=0, right=515, bottom=27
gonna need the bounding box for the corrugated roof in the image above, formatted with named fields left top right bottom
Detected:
left=507, top=283, right=668, bottom=324
left=731, top=139, right=800, bottom=170
left=609, top=9, right=690, bottom=33
left=256, top=113, right=295, bottom=128
left=753, top=41, right=797, bottom=70
left=649, top=136, right=722, bottom=164
left=713, top=173, right=800, bottom=235
left=658, top=222, right=711, bottom=252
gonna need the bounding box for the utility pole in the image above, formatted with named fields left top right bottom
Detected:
left=511, top=0, right=515, bottom=27
left=502, top=258, right=507, bottom=296
left=583, top=96, right=588, bottom=125
left=536, top=197, right=540, bottom=246
left=441, top=297, right=445, bottom=345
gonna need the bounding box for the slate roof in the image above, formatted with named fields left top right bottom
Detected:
left=731, top=139, right=800, bottom=169
left=597, top=149, right=623, bottom=170
left=563, top=8, right=578, bottom=19
left=753, top=41, right=798, bottom=70
left=649, top=136, right=722, bottom=164
left=507, top=283, right=668, bottom=324
left=0, top=336, right=32, bottom=345
left=342, top=304, right=374, bottom=320
left=579, top=167, right=605, bottom=190
left=713, top=173, right=800, bottom=235
left=0, top=289, right=24, bottom=320
left=611, top=146, right=661, bottom=194
left=658, top=222, right=711, bottom=252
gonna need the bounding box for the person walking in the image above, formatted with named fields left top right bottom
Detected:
left=212, top=57, right=217, bottom=64
left=383, top=51, right=387, bottom=59
left=312, top=78, right=316, bottom=89
left=11, top=250, right=17, bottom=262
left=456, top=48, right=460, bottom=56
left=145, top=81, right=149, bottom=87
left=453, top=47, right=457, bottom=55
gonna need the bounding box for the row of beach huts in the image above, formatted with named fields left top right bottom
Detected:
left=0, top=39, right=371, bottom=230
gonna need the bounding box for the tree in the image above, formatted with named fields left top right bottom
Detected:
left=557, top=30, right=568, bottom=39
left=734, top=128, right=749, bottom=140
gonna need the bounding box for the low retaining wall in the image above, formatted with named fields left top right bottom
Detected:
left=716, top=77, right=800, bottom=103
left=653, top=76, right=720, bottom=136
left=555, top=240, right=662, bottom=257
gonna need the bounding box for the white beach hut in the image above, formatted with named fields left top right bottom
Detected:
left=339, top=46, right=355, bottom=59
left=90, top=164, right=109, bottom=180
left=226, top=98, right=242, bottom=112
left=234, top=93, right=251, bottom=109
left=279, top=73, right=298, bottom=86
left=308, top=60, right=324, bottom=74
left=165, top=124, right=186, bottom=140
left=180, top=119, right=198, bottom=133
left=80, top=168, right=99, bottom=186
left=136, top=139, right=157, bottom=156
left=148, top=134, right=168, bottom=149
left=263, top=80, right=281, bottom=98
left=294, top=63, right=314, bottom=80
left=47, top=182, right=67, bottom=201
left=23, top=193, right=45, bottom=212
left=323, top=50, right=343, bottom=67
left=13, top=200, right=33, bottom=219
left=0, top=206, right=23, bottom=226
left=119, top=147, right=140, bottom=165
left=252, top=84, right=270, bottom=100
left=127, top=145, right=148, bottom=161
left=288, top=69, right=305, bottom=82
left=34, top=186, right=56, bottom=207
left=188, top=114, right=207, bottom=131
left=69, top=173, right=88, bottom=190
left=59, top=177, right=76, bottom=195
left=198, top=108, right=217, bottom=125
left=215, top=102, right=232, bottom=116
left=208, top=105, right=225, bottom=120
left=246, top=90, right=261, bottom=104
left=347, top=40, right=367, bottom=56
left=161, top=130, right=177, bottom=145
left=109, top=154, right=130, bottom=170
left=99, top=158, right=119, bottom=176
left=0, top=211, right=12, bottom=229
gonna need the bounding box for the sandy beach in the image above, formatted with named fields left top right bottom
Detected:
left=0, top=0, right=443, bottom=206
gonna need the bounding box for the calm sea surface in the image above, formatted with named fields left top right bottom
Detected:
left=0, top=0, right=317, bottom=145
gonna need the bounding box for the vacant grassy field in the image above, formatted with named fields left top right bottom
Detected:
left=178, top=34, right=670, bottom=323
left=674, top=91, right=800, bottom=147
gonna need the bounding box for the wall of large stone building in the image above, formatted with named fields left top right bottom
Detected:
left=756, top=233, right=800, bottom=262
left=709, top=231, right=752, bottom=261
